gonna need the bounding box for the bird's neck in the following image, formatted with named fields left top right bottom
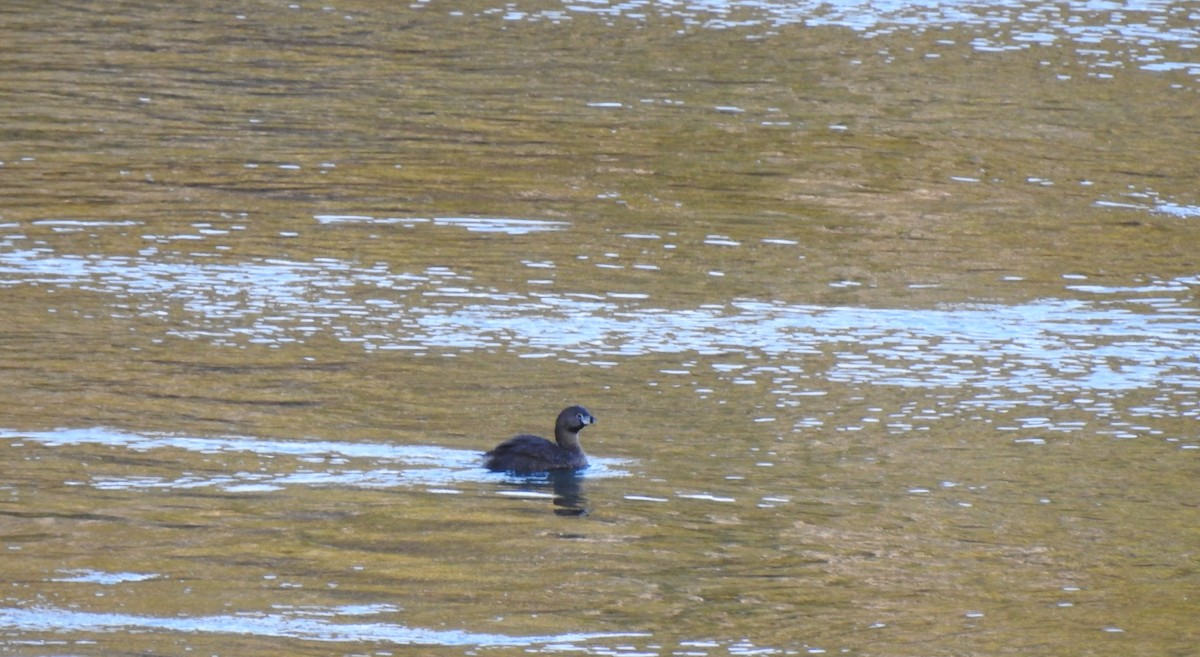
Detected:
left=556, top=430, right=583, bottom=452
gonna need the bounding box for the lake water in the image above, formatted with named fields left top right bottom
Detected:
left=1, top=0, right=1198, bottom=655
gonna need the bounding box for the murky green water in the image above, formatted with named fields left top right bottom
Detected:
left=2, top=0, right=1199, bottom=655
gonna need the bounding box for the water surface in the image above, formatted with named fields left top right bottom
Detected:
left=1, top=0, right=1198, bottom=655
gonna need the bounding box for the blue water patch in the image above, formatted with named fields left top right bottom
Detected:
left=0, top=428, right=630, bottom=493
left=472, top=0, right=1200, bottom=48
left=2, top=238, right=1199, bottom=394
left=314, top=214, right=569, bottom=234
left=1095, top=191, right=1200, bottom=219
left=49, top=570, right=160, bottom=585
left=450, top=0, right=1200, bottom=86
left=420, top=296, right=1200, bottom=392
left=0, top=606, right=648, bottom=648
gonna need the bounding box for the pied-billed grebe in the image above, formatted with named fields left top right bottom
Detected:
left=483, top=405, right=595, bottom=474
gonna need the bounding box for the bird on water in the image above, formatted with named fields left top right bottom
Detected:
left=483, top=405, right=595, bottom=474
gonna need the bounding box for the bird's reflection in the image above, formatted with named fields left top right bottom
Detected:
left=548, top=470, right=587, bottom=516
left=499, top=470, right=589, bottom=516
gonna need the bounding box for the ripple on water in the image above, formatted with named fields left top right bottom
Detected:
left=457, top=0, right=1200, bottom=78
left=1095, top=190, right=1200, bottom=220
left=0, top=606, right=787, bottom=653
left=50, top=570, right=160, bottom=585
left=2, top=245, right=1199, bottom=397
left=0, top=606, right=647, bottom=648
left=0, top=428, right=630, bottom=493
left=313, top=214, right=568, bottom=234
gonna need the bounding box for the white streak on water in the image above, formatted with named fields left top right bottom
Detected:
left=50, top=570, right=160, bottom=585
left=0, top=606, right=647, bottom=648
left=313, top=215, right=568, bottom=234
left=2, top=248, right=1199, bottom=394
left=0, top=428, right=630, bottom=492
